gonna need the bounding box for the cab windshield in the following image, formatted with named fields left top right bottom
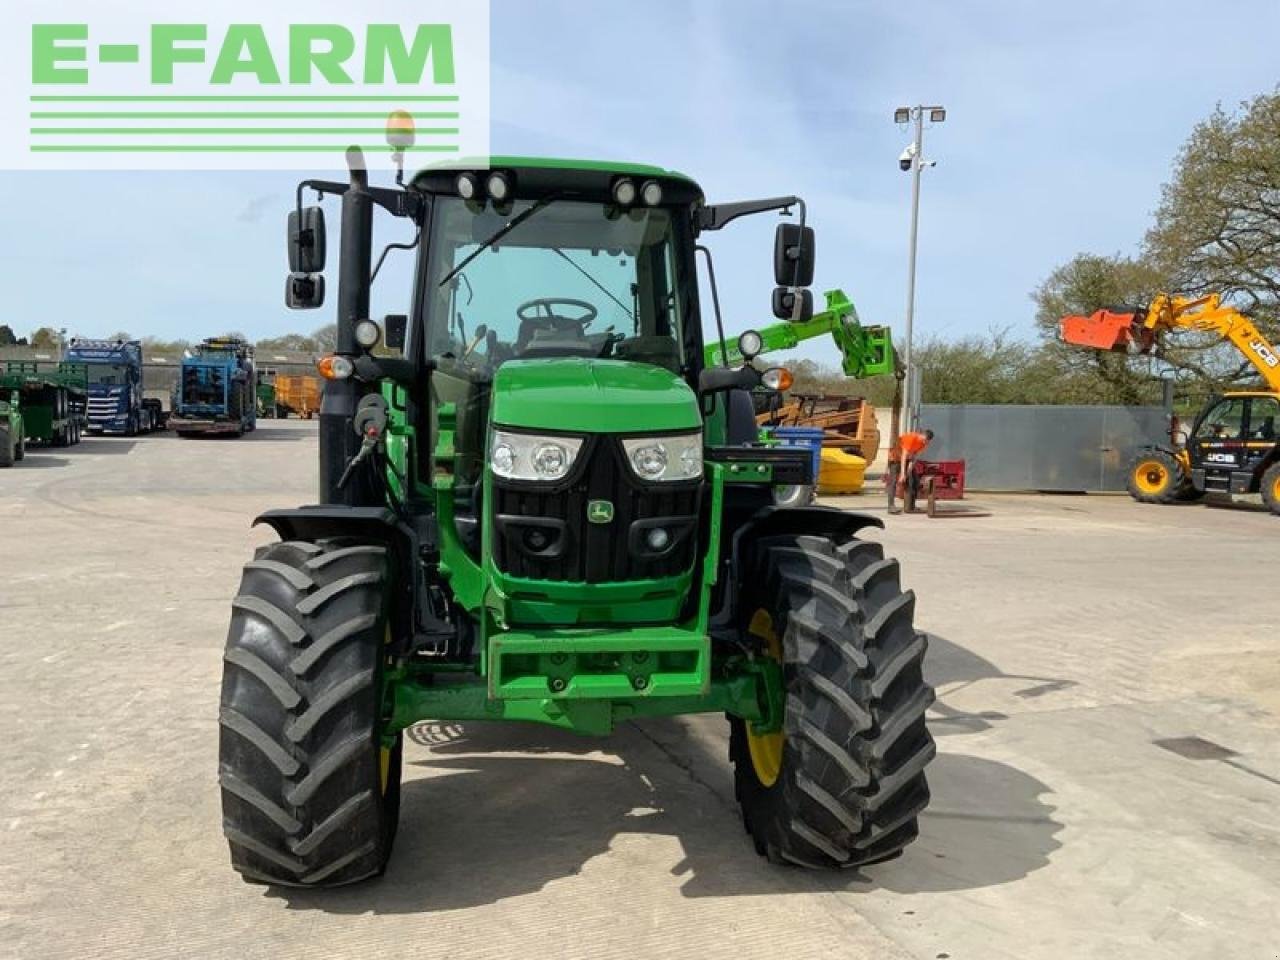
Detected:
left=424, top=197, right=686, bottom=376
left=85, top=363, right=131, bottom=386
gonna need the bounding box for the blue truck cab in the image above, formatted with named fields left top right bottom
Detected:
left=169, top=338, right=257, bottom=437
left=63, top=339, right=160, bottom=435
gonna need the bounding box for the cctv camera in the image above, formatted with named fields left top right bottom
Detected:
left=898, top=143, right=917, bottom=172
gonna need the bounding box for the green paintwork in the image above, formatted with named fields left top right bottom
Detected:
left=707, top=288, right=896, bottom=379
left=415, top=154, right=700, bottom=188
left=490, top=358, right=702, bottom=434
left=387, top=669, right=766, bottom=738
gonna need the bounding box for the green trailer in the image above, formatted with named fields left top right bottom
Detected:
left=0, top=363, right=87, bottom=448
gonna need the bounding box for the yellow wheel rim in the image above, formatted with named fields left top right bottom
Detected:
left=1133, top=460, right=1169, bottom=495
left=1272, top=474, right=1280, bottom=503
left=746, top=609, right=784, bottom=788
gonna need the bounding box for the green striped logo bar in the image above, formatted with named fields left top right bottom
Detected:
left=5, top=6, right=491, bottom=169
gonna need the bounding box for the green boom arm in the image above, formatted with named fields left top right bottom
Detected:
left=705, top=289, right=896, bottom=378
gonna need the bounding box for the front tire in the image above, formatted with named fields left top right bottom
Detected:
left=731, top=534, right=935, bottom=868
left=219, top=539, right=402, bottom=887
left=1126, top=450, right=1183, bottom=504
left=1262, top=462, right=1280, bottom=516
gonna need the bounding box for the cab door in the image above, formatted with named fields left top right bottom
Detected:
left=1241, top=394, right=1280, bottom=487
left=1189, top=396, right=1248, bottom=491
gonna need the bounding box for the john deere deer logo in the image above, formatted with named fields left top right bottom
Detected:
left=587, top=500, right=614, bottom=524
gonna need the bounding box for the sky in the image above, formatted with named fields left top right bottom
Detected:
left=2, top=0, right=1279, bottom=365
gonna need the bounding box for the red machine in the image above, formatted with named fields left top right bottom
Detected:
left=912, top=459, right=965, bottom=500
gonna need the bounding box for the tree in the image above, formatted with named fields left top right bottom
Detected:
left=1144, top=89, right=1280, bottom=382
left=30, top=327, right=61, bottom=349
left=254, top=333, right=318, bottom=352
left=141, top=336, right=191, bottom=354
left=0, top=325, right=24, bottom=346
left=311, top=323, right=338, bottom=352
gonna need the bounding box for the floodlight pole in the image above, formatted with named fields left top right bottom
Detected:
left=897, top=104, right=944, bottom=428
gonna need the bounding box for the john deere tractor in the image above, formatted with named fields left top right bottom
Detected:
left=218, top=150, right=935, bottom=886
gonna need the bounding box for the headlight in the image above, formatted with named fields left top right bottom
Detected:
left=621, top=432, right=703, bottom=482
left=490, top=430, right=583, bottom=482
left=354, top=320, right=381, bottom=349
left=737, top=330, right=763, bottom=360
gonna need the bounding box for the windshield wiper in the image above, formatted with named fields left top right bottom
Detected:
left=439, top=194, right=562, bottom=287
left=551, top=248, right=635, bottom=321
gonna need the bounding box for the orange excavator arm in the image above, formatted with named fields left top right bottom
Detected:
left=1060, top=293, right=1280, bottom=393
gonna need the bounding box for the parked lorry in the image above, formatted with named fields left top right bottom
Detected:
left=170, top=337, right=257, bottom=437
left=64, top=339, right=163, bottom=435
left=0, top=388, right=24, bottom=467
left=0, top=362, right=87, bottom=447
left=274, top=373, right=321, bottom=418
left=216, top=149, right=935, bottom=887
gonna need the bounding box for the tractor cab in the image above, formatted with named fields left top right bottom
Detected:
left=1186, top=390, right=1280, bottom=495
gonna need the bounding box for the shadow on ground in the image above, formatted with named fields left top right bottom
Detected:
left=267, top=707, right=1061, bottom=914
left=242, top=427, right=314, bottom=442
left=8, top=454, right=72, bottom=469
left=78, top=439, right=140, bottom=454
left=926, top=632, right=1078, bottom=737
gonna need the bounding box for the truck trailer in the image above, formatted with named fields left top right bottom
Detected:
left=0, top=362, right=87, bottom=447
left=169, top=338, right=257, bottom=437
left=64, top=339, right=163, bottom=435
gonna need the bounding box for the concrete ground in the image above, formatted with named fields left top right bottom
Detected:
left=1, top=419, right=1277, bottom=960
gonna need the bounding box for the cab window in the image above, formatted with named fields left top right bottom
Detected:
left=1194, top=398, right=1247, bottom=441
left=1247, top=396, right=1280, bottom=441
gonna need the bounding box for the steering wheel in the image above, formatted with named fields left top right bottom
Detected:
left=512, top=299, right=596, bottom=348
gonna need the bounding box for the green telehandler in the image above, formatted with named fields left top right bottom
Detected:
left=219, top=148, right=935, bottom=886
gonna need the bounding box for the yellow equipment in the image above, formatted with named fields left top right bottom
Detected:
left=816, top=447, right=867, bottom=494
left=1061, top=293, right=1280, bottom=513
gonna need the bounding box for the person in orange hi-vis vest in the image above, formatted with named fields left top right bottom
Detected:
left=887, top=428, right=933, bottom=513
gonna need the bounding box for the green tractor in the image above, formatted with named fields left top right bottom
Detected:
left=0, top=388, right=25, bottom=467
left=219, top=150, right=935, bottom=886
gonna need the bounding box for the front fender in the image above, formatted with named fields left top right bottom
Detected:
left=712, top=505, right=882, bottom=631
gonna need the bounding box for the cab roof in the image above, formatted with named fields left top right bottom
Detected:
left=417, top=155, right=698, bottom=184
left=411, top=155, right=704, bottom=205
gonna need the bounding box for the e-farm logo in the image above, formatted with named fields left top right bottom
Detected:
left=2, top=3, right=490, bottom=170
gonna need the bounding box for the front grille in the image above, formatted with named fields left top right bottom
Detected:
left=87, top=398, right=121, bottom=421
left=491, top=435, right=701, bottom=583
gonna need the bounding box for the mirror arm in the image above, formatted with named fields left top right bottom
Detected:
left=293, top=179, right=422, bottom=237
left=787, top=198, right=808, bottom=321
left=696, top=195, right=802, bottom=231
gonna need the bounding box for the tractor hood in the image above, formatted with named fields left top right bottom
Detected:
left=490, top=358, right=700, bottom=434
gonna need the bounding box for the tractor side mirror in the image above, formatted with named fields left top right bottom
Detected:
left=773, top=223, right=815, bottom=287
left=384, top=314, right=408, bottom=352
left=288, top=206, right=327, bottom=274
left=286, top=272, right=325, bottom=310
left=772, top=287, right=814, bottom=323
